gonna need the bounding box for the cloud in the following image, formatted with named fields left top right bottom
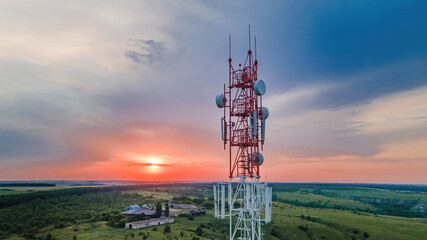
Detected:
left=265, top=60, right=427, bottom=117
left=266, top=85, right=427, bottom=160
left=125, top=39, right=164, bottom=64
left=0, top=130, right=51, bottom=159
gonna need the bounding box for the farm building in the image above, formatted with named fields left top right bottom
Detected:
left=125, top=205, right=141, bottom=211
left=121, top=204, right=156, bottom=216
left=125, top=217, right=174, bottom=229
left=169, top=203, right=196, bottom=209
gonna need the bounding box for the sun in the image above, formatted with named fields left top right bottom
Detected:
left=146, top=157, right=161, bottom=171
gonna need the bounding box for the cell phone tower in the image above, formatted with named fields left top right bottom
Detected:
left=213, top=26, right=272, bottom=240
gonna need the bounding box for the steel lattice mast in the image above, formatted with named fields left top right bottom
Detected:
left=214, top=26, right=272, bottom=240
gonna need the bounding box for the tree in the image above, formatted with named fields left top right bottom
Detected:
left=118, top=219, right=127, bottom=228
left=155, top=202, right=162, bottom=218
left=129, top=213, right=146, bottom=222
left=165, top=202, right=169, bottom=217
left=195, top=227, right=203, bottom=236
left=163, top=224, right=171, bottom=233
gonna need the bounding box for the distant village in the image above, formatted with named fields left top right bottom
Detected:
left=121, top=202, right=206, bottom=229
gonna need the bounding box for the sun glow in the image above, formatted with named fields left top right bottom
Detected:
left=146, top=157, right=162, bottom=171
left=148, top=158, right=161, bottom=165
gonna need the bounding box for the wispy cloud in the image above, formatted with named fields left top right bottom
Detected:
left=125, top=39, right=164, bottom=64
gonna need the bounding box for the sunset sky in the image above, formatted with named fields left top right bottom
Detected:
left=1, top=0, right=426, bottom=183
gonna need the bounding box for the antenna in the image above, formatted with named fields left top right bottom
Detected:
left=214, top=26, right=272, bottom=240
left=229, top=34, right=232, bottom=60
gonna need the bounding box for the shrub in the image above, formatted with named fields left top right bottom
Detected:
left=129, top=213, right=147, bottom=222
left=163, top=225, right=171, bottom=233
left=201, top=201, right=214, bottom=209
left=195, top=227, right=203, bottom=236
left=117, top=219, right=127, bottom=228
left=270, top=228, right=277, bottom=237
left=298, top=225, right=308, bottom=232
left=364, top=232, right=370, bottom=239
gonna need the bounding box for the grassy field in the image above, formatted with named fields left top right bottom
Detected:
left=121, top=190, right=176, bottom=201
left=8, top=212, right=227, bottom=240
left=8, top=202, right=427, bottom=240
left=1, top=183, right=427, bottom=240
left=322, top=189, right=427, bottom=202
left=276, top=191, right=378, bottom=211
left=264, top=202, right=427, bottom=240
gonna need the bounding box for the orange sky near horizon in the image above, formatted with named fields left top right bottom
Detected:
left=3, top=137, right=427, bottom=184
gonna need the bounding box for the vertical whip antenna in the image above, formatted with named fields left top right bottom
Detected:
left=229, top=34, right=232, bottom=60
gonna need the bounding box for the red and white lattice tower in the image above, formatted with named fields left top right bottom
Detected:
left=213, top=27, right=272, bottom=240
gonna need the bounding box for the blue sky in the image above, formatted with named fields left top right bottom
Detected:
left=0, top=0, right=426, bottom=182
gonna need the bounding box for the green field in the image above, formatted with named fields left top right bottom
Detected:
left=7, top=214, right=227, bottom=240
left=322, top=189, right=427, bottom=202
left=0, top=186, right=104, bottom=196
left=121, top=190, right=175, bottom=201
left=265, top=202, right=427, bottom=240
left=276, top=191, right=378, bottom=211
left=6, top=200, right=426, bottom=240
left=1, top=183, right=427, bottom=240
